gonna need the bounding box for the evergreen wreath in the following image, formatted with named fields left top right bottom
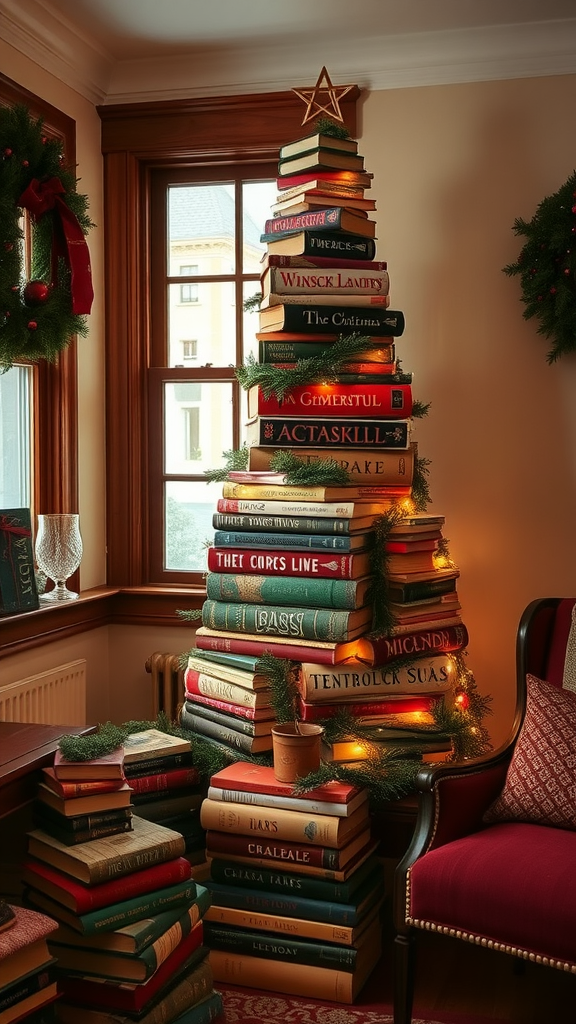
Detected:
left=503, top=169, right=576, bottom=363
left=0, top=105, right=94, bottom=370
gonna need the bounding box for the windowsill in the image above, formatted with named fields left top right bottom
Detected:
left=0, top=585, right=205, bottom=659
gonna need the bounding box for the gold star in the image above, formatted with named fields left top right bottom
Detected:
left=292, top=66, right=354, bottom=127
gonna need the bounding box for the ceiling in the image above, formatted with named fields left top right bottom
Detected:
left=2, top=0, right=576, bottom=105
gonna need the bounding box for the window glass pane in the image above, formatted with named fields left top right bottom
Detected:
left=0, top=365, right=32, bottom=507
left=242, top=181, right=277, bottom=272
left=168, top=184, right=235, bottom=275
left=165, top=480, right=219, bottom=571
left=168, top=281, right=236, bottom=367
left=164, top=381, right=234, bottom=474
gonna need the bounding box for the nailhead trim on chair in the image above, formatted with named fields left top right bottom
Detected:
left=404, top=869, right=576, bottom=974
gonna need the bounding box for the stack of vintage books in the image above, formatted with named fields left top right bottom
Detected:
left=200, top=760, right=384, bottom=1002
left=120, top=730, right=207, bottom=870
left=184, top=123, right=470, bottom=761
left=22, top=742, right=221, bottom=1024
left=0, top=903, right=58, bottom=1021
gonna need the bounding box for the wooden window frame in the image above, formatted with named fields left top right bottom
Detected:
left=0, top=73, right=79, bottom=610
left=98, top=89, right=358, bottom=615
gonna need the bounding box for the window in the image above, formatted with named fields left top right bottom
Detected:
left=149, top=170, right=277, bottom=580
left=181, top=340, right=198, bottom=360
left=99, top=89, right=358, bottom=595
left=0, top=366, right=32, bottom=507
left=179, top=265, right=199, bottom=304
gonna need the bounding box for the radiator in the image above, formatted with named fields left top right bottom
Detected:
left=0, top=659, right=87, bottom=726
left=145, top=652, right=184, bottom=721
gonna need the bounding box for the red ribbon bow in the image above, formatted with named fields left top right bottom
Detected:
left=18, top=176, right=94, bottom=315
left=0, top=516, right=31, bottom=538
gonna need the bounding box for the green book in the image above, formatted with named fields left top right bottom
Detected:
left=209, top=855, right=382, bottom=903
left=205, top=572, right=372, bottom=610
left=201, top=599, right=373, bottom=642
left=25, top=878, right=199, bottom=935
left=205, top=920, right=361, bottom=970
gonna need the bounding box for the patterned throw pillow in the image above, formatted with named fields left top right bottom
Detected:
left=483, top=673, right=576, bottom=829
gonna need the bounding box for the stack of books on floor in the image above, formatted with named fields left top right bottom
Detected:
left=189, top=120, right=471, bottom=762
left=0, top=903, right=58, bottom=1023
left=120, top=730, right=207, bottom=873
left=200, top=761, right=384, bottom=1003
left=22, top=813, right=222, bottom=1024
left=180, top=651, right=276, bottom=758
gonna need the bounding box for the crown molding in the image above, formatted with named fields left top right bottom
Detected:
left=2, top=0, right=576, bottom=107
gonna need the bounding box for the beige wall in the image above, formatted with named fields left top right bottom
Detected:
left=2, top=37, right=576, bottom=749
left=362, top=76, right=576, bottom=747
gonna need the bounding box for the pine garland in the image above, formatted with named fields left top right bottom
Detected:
left=268, top=450, right=351, bottom=486
left=411, top=455, right=432, bottom=511
left=204, top=445, right=250, bottom=483
left=0, top=104, right=94, bottom=369
left=292, top=750, right=421, bottom=807
left=236, top=334, right=387, bottom=397
left=503, top=169, right=576, bottom=363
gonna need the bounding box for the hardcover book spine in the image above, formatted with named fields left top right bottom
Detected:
left=216, top=496, right=359, bottom=516
left=205, top=829, right=342, bottom=868
left=200, top=798, right=355, bottom=847
left=194, top=630, right=346, bottom=666
left=248, top=383, right=411, bottom=419
left=205, top=572, right=364, bottom=610
left=263, top=266, right=390, bottom=297
left=258, top=340, right=395, bottom=363
left=201, top=600, right=366, bottom=643
left=261, top=292, right=388, bottom=309
left=34, top=819, right=133, bottom=846
left=0, top=964, right=56, bottom=1014
left=389, top=577, right=458, bottom=602
left=273, top=305, right=405, bottom=336
left=184, top=692, right=263, bottom=721
left=270, top=231, right=376, bottom=259
left=213, top=530, right=361, bottom=551
left=207, top=548, right=363, bottom=580
left=186, top=657, right=265, bottom=689
left=262, top=208, right=368, bottom=236
left=204, top=922, right=357, bottom=970
left=184, top=669, right=268, bottom=708
left=298, top=656, right=454, bottom=701
left=123, top=751, right=195, bottom=778
left=367, top=623, right=470, bottom=664
left=207, top=786, right=353, bottom=818
left=208, top=857, right=372, bottom=902
left=265, top=254, right=387, bottom=271
left=212, top=513, right=354, bottom=535
left=34, top=805, right=133, bottom=832
left=0, top=507, right=40, bottom=613
left=298, top=695, right=441, bottom=722
left=210, top=949, right=361, bottom=1003
left=127, top=767, right=201, bottom=794
left=186, top=703, right=263, bottom=737
left=246, top=447, right=414, bottom=485
left=205, top=880, right=365, bottom=925
left=180, top=709, right=269, bottom=754
left=247, top=417, right=410, bottom=449
left=79, top=836, right=185, bottom=885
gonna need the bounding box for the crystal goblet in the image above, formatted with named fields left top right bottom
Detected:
left=35, top=514, right=83, bottom=602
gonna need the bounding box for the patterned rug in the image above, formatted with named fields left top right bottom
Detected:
left=217, top=985, right=501, bottom=1024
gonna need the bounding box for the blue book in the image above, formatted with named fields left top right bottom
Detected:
left=204, top=872, right=384, bottom=926
left=213, top=530, right=372, bottom=552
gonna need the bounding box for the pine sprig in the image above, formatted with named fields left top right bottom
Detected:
left=411, top=455, right=432, bottom=511
left=256, top=652, right=300, bottom=725
left=235, top=334, right=377, bottom=398
left=503, top=169, right=576, bottom=362
left=204, top=444, right=250, bottom=483
left=412, top=399, right=431, bottom=419
left=268, top=450, right=351, bottom=486
left=313, top=117, right=351, bottom=139
left=368, top=505, right=411, bottom=636
left=292, top=749, right=421, bottom=808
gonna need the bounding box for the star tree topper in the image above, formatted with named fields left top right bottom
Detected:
left=292, top=66, right=354, bottom=126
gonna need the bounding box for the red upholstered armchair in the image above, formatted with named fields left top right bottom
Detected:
left=393, top=597, right=576, bottom=1024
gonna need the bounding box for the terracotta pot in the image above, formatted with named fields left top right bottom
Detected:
left=271, top=722, right=324, bottom=783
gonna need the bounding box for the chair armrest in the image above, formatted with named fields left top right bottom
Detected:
left=392, top=742, right=513, bottom=934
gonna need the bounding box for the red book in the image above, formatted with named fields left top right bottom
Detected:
left=247, top=383, right=412, bottom=420
left=22, top=856, right=192, bottom=914
left=210, top=762, right=361, bottom=805
left=207, top=547, right=371, bottom=580
left=41, top=767, right=128, bottom=798
left=126, top=767, right=201, bottom=795
left=363, top=623, right=470, bottom=666
left=195, top=626, right=366, bottom=666
left=53, top=747, right=125, bottom=781
left=386, top=538, right=440, bottom=553
left=297, top=693, right=442, bottom=722
left=183, top=691, right=273, bottom=721
left=58, top=926, right=207, bottom=1014
left=263, top=253, right=386, bottom=271
left=205, top=828, right=369, bottom=869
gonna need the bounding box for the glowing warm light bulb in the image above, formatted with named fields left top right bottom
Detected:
left=454, top=691, right=470, bottom=710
